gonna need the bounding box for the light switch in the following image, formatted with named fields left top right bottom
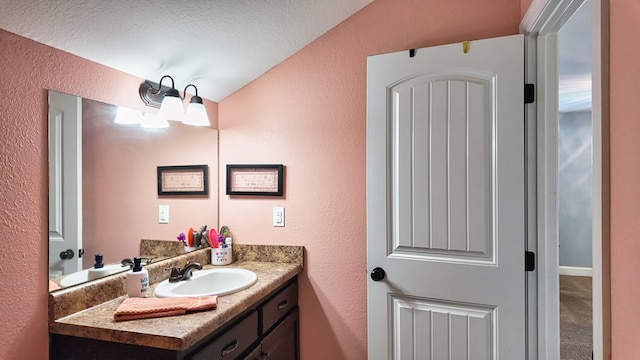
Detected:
left=158, top=205, right=169, bottom=224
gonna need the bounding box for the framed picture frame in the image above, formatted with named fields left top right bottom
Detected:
left=226, top=164, right=284, bottom=196
left=157, top=165, right=209, bottom=196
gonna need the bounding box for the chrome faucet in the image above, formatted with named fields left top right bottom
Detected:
left=168, top=261, right=203, bottom=283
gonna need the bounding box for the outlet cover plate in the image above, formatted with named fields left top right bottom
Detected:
left=273, top=207, right=284, bottom=227
left=159, top=205, right=169, bottom=224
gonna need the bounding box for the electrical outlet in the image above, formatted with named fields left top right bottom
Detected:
left=158, top=205, right=169, bottom=224
left=273, top=207, right=285, bottom=227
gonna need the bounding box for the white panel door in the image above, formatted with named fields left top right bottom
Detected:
left=49, top=91, right=83, bottom=278
left=367, top=35, right=525, bottom=359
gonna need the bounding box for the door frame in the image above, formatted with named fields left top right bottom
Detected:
left=521, top=0, right=610, bottom=359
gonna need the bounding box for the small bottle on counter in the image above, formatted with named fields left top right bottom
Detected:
left=126, top=256, right=149, bottom=298
left=87, top=254, right=108, bottom=280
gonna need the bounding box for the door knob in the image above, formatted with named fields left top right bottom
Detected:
left=370, top=267, right=386, bottom=281
left=59, top=249, right=75, bottom=260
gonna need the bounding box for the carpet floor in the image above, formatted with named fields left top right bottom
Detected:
left=560, top=275, right=592, bottom=360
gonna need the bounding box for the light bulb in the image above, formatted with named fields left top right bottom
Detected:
left=183, top=101, right=210, bottom=127
left=158, top=89, right=184, bottom=121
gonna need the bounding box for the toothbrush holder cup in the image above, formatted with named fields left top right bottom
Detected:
left=211, top=247, right=232, bottom=265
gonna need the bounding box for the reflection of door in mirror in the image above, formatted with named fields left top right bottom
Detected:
left=48, top=91, right=83, bottom=277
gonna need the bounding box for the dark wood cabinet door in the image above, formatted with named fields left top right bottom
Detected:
left=242, top=344, right=263, bottom=360
left=260, top=308, right=299, bottom=360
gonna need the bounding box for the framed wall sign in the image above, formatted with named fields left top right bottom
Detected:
left=226, top=164, right=284, bottom=196
left=157, top=165, right=209, bottom=196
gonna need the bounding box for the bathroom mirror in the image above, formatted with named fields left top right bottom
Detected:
left=48, top=91, right=218, bottom=291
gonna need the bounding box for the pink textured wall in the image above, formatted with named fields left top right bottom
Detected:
left=0, top=29, right=217, bottom=360
left=218, top=0, right=520, bottom=358
left=609, top=0, right=640, bottom=357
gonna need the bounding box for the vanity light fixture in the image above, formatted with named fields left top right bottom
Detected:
left=138, top=75, right=210, bottom=127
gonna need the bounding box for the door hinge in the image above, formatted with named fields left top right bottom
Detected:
left=524, top=83, right=535, bottom=104
left=525, top=251, right=535, bottom=271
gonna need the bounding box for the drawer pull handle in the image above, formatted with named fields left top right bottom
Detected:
left=221, top=339, right=239, bottom=356
left=277, top=299, right=289, bottom=310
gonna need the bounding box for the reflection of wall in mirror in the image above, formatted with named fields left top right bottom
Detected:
left=81, top=99, right=219, bottom=269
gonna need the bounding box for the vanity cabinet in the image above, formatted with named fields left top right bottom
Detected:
left=50, top=278, right=298, bottom=360
left=190, top=280, right=299, bottom=360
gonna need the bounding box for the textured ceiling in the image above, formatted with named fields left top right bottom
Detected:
left=1, top=0, right=591, bottom=110
left=0, top=0, right=372, bottom=102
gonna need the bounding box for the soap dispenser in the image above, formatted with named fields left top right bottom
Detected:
left=87, top=254, right=109, bottom=281
left=126, top=256, right=149, bottom=298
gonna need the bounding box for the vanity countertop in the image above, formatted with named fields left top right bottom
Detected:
left=49, top=261, right=302, bottom=351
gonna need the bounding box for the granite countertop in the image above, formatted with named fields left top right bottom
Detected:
left=49, top=260, right=302, bottom=351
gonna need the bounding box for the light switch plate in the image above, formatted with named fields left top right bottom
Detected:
left=158, top=205, right=169, bottom=224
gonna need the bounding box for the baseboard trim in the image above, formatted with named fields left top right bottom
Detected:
left=559, top=266, right=593, bottom=277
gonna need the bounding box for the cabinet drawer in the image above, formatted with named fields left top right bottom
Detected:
left=261, top=281, right=298, bottom=333
left=191, top=311, right=258, bottom=360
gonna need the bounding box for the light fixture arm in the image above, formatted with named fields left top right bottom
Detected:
left=184, top=84, right=204, bottom=103
left=152, top=75, right=176, bottom=95
left=184, top=84, right=198, bottom=97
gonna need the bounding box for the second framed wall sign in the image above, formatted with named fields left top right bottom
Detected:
left=226, top=164, right=284, bottom=196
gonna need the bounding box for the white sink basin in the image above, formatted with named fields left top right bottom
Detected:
left=59, top=263, right=128, bottom=287
left=154, top=268, right=258, bottom=298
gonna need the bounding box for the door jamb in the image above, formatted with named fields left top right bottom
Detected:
left=521, top=0, right=610, bottom=359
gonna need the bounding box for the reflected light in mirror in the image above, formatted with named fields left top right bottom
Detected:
left=141, top=112, right=170, bottom=128
left=114, top=106, right=143, bottom=125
